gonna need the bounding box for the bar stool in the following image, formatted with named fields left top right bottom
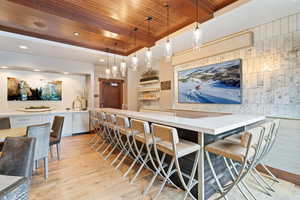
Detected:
left=224, top=120, right=280, bottom=194
left=150, top=123, right=200, bottom=200
left=205, top=126, right=266, bottom=200
left=99, top=113, right=117, bottom=156
left=123, top=118, right=157, bottom=183
left=93, top=112, right=110, bottom=152
left=111, top=115, right=138, bottom=171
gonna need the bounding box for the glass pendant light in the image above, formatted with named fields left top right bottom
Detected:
left=145, top=17, right=152, bottom=69
left=120, top=57, right=127, bottom=77
left=145, top=47, right=152, bottom=69
left=131, top=28, right=138, bottom=71
left=164, top=4, right=172, bottom=61
left=112, top=55, right=118, bottom=78
left=192, top=0, right=203, bottom=51
left=105, top=49, right=111, bottom=79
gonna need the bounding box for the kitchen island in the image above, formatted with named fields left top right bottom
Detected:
left=97, top=108, right=265, bottom=200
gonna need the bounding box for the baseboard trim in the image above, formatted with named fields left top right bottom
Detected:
left=72, top=131, right=91, bottom=136
left=256, top=164, right=300, bottom=186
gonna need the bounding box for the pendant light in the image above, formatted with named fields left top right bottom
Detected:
left=193, top=0, right=203, bottom=51
left=111, top=43, right=119, bottom=78
left=105, top=48, right=111, bottom=79
left=120, top=56, right=127, bottom=77
left=145, top=17, right=152, bottom=69
left=131, top=28, right=138, bottom=71
left=164, top=4, right=172, bottom=61
left=120, top=43, right=127, bottom=77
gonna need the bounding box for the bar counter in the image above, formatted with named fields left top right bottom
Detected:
left=97, top=108, right=265, bottom=200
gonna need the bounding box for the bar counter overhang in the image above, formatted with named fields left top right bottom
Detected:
left=96, top=108, right=265, bottom=200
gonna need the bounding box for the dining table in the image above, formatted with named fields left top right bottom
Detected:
left=0, top=127, right=27, bottom=142
left=97, top=108, right=266, bottom=200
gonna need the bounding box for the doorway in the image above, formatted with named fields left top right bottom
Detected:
left=99, top=78, right=124, bottom=109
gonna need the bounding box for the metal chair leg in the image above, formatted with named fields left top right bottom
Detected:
left=153, top=158, right=175, bottom=200
left=44, top=157, right=48, bottom=180
left=261, top=164, right=280, bottom=183
left=206, top=152, right=228, bottom=200
left=56, top=144, right=61, bottom=160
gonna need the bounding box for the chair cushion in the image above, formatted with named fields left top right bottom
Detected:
left=156, top=139, right=200, bottom=158
left=205, top=140, right=255, bottom=163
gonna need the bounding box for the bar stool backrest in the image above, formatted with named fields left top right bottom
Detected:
left=151, top=124, right=179, bottom=145
left=116, top=115, right=130, bottom=129
left=99, top=112, right=106, bottom=121
left=130, top=119, right=150, bottom=135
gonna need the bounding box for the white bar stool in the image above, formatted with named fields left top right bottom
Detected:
left=205, top=126, right=266, bottom=200
left=150, top=123, right=200, bottom=200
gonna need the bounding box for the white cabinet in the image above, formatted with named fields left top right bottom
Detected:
left=72, top=112, right=90, bottom=134
left=7, top=111, right=90, bottom=137
left=10, top=115, right=43, bottom=128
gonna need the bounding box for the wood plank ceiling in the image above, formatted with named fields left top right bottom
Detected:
left=0, top=0, right=238, bottom=55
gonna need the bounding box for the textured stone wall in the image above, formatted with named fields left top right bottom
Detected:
left=174, top=13, right=300, bottom=118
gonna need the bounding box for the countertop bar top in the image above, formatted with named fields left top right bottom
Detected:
left=0, top=109, right=89, bottom=117
left=97, top=108, right=265, bottom=135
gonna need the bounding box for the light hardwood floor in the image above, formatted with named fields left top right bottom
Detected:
left=30, top=134, right=300, bottom=200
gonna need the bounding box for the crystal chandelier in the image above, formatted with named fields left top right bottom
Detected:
left=164, top=4, right=172, bottom=61
left=192, top=0, right=203, bottom=51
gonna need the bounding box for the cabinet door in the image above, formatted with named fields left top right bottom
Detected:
left=72, top=112, right=90, bottom=134
left=10, top=115, right=43, bottom=128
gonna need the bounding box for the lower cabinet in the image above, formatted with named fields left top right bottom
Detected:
left=9, top=111, right=90, bottom=137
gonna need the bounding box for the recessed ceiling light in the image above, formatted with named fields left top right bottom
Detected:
left=33, top=69, right=40, bottom=72
left=99, top=59, right=105, bottom=62
left=1, top=66, right=8, bottom=69
left=73, top=32, right=80, bottom=36
left=19, top=45, right=28, bottom=49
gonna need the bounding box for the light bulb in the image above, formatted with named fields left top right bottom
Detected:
left=120, top=61, right=127, bottom=77
left=131, top=55, right=138, bottom=71
left=145, top=48, right=152, bottom=69
left=192, top=24, right=203, bottom=51
left=105, top=68, right=111, bottom=79
left=112, top=65, right=118, bottom=77
left=164, top=39, right=172, bottom=61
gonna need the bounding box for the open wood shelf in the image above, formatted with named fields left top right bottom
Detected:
left=138, top=97, right=160, bottom=101
left=139, top=80, right=159, bottom=85
left=137, top=87, right=160, bottom=92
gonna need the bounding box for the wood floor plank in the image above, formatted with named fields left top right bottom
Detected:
left=30, top=134, right=300, bottom=200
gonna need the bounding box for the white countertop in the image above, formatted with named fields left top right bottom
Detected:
left=0, top=109, right=89, bottom=117
left=97, top=108, right=265, bottom=135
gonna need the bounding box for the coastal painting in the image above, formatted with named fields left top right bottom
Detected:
left=178, top=59, right=242, bottom=104
left=7, top=77, right=62, bottom=101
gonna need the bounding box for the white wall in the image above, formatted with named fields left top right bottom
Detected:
left=0, top=50, right=96, bottom=109
left=0, top=70, right=86, bottom=111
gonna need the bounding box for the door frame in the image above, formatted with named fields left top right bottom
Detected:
left=99, top=78, right=124, bottom=108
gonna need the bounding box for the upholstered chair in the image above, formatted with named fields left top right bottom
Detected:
left=49, top=116, right=64, bottom=160
left=27, top=123, right=51, bottom=179
left=0, top=137, right=36, bottom=178
left=0, top=117, right=11, bottom=130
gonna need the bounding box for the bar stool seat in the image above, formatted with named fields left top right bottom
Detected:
left=135, top=133, right=159, bottom=145
left=205, top=140, right=255, bottom=163
left=157, top=139, right=200, bottom=157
